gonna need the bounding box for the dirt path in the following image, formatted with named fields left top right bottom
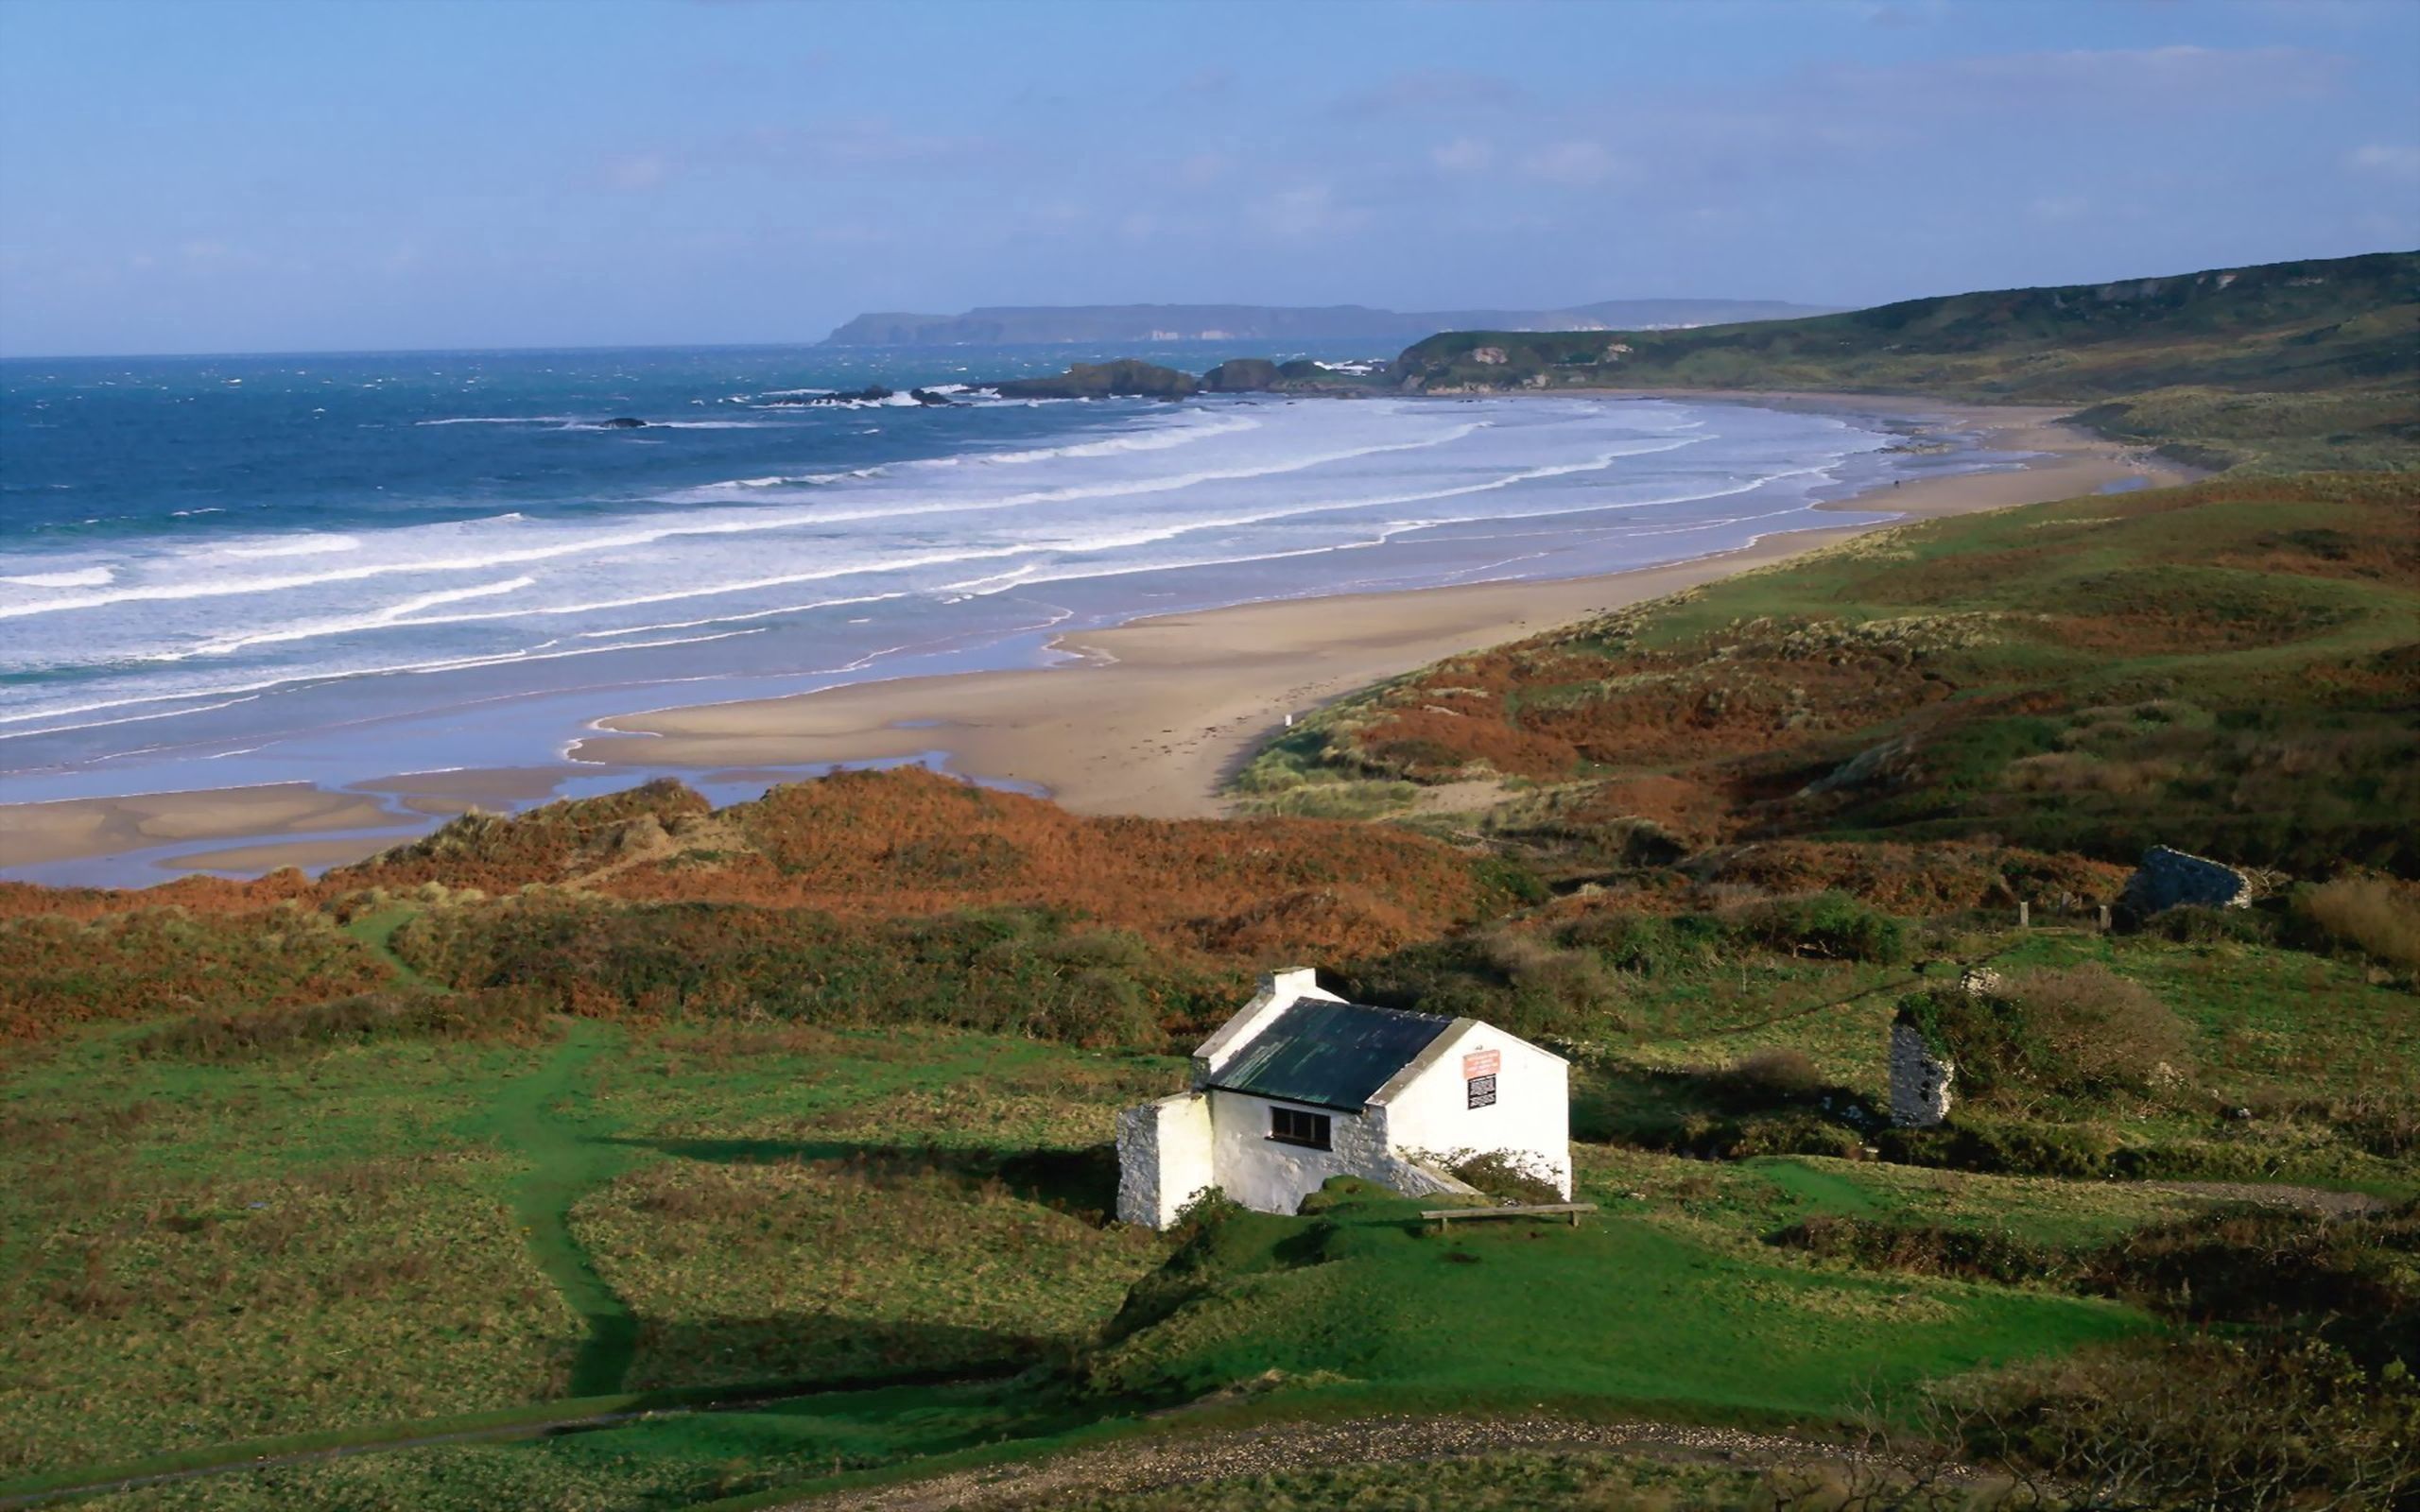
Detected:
left=771, top=1413, right=1885, bottom=1511
left=2140, top=1180, right=2389, bottom=1216
left=461, top=1022, right=640, bottom=1396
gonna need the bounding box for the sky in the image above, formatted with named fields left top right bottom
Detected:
left=1, top=0, right=2415, bottom=356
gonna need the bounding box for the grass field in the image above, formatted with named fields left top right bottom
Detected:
left=0, top=1019, right=1181, bottom=1488
left=7, top=369, right=2415, bottom=1505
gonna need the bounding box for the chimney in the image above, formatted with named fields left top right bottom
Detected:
left=1189, top=966, right=1342, bottom=1084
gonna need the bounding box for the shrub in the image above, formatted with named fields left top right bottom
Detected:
left=2298, top=876, right=2420, bottom=970
left=130, top=987, right=554, bottom=1060
left=1878, top=1115, right=2119, bottom=1177
left=1895, top=964, right=2187, bottom=1104
left=2143, top=902, right=2277, bottom=946
left=1706, top=1047, right=1826, bottom=1106
left=1027, top=967, right=1163, bottom=1050
left=1717, top=1109, right=1868, bottom=1160
left=1441, top=1150, right=1565, bottom=1206
left=1560, top=910, right=1704, bottom=975
left=1772, top=1213, right=2061, bottom=1287
left=1936, top=1335, right=2420, bottom=1512
left=1477, top=930, right=1627, bottom=1031
left=1726, top=891, right=1910, bottom=964
left=2084, top=1201, right=2420, bottom=1366
left=2006, top=964, right=2189, bottom=1094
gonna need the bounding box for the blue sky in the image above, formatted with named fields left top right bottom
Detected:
left=2, top=0, right=2414, bottom=355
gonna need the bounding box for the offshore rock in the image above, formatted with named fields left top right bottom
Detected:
left=988, top=360, right=1199, bottom=401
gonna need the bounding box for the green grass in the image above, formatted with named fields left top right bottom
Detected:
left=1394, top=249, right=2420, bottom=471
left=339, top=904, right=444, bottom=995
left=458, top=1021, right=641, bottom=1396
left=1083, top=1182, right=2150, bottom=1421
left=0, top=1022, right=1181, bottom=1483
left=52, top=1380, right=1080, bottom=1512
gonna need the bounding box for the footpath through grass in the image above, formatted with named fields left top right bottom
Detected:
left=459, top=1019, right=640, bottom=1397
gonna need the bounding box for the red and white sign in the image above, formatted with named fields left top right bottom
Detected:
left=1461, top=1050, right=1500, bottom=1080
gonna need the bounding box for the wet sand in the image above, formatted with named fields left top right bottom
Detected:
left=0, top=400, right=2188, bottom=874
left=570, top=404, right=2185, bottom=819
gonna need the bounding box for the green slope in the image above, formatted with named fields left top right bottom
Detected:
left=1398, top=250, right=2420, bottom=471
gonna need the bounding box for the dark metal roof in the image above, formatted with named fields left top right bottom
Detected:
left=1207, top=999, right=1456, bottom=1112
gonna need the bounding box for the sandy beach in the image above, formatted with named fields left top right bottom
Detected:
left=567, top=401, right=2186, bottom=818
left=0, top=398, right=2188, bottom=876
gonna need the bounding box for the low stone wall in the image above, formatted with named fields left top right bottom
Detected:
left=2120, top=845, right=2254, bottom=914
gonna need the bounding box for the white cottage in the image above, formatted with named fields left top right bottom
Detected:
left=1115, top=968, right=1571, bottom=1228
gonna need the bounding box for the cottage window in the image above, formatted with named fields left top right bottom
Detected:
left=1268, top=1107, right=1332, bottom=1150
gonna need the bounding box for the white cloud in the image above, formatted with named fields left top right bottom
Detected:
left=1431, top=137, right=1493, bottom=174
left=1521, top=140, right=1622, bottom=187
left=1818, top=43, right=2340, bottom=106
left=1177, top=151, right=1233, bottom=187
left=2347, top=143, right=2420, bottom=180
left=1331, top=69, right=1525, bottom=118
left=602, top=152, right=673, bottom=193
left=1248, top=183, right=1368, bottom=240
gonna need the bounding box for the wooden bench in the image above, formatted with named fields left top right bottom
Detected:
left=1421, top=1201, right=1599, bottom=1230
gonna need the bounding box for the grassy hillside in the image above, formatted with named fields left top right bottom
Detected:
left=7, top=435, right=2418, bottom=1504
left=1237, top=472, right=2420, bottom=875
left=1396, top=250, right=2420, bottom=470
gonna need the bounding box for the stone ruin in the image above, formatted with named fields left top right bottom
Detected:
left=1889, top=1019, right=1957, bottom=1127
left=1888, top=964, right=2003, bottom=1128
left=2119, top=845, right=2254, bottom=916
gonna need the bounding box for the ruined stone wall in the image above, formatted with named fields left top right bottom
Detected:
left=1889, top=1020, right=1956, bottom=1127
left=2120, top=846, right=2253, bottom=915
left=1115, top=1092, right=1215, bottom=1228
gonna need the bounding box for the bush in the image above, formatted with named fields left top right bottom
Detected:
left=1727, top=891, right=1910, bottom=964
left=1773, top=1213, right=2061, bottom=1287
left=1895, top=963, right=2187, bottom=1104
left=1705, top=1047, right=1825, bottom=1108
left=2298, top=876, right=2420, bottom=970
left=1878, top=1114, right=2119, bottom=1177
left=131, top=988, right=554, bottom=1060
left=2007, top=964, right=2189, bottom=1094
left=1026, top=967, right=1163, bottom=1049
left=1476, top=929, right=1627, bottom=1031
left=2143, top=902, right=2277, bottom=946
left=1442, top=1150, right=1565, bottom=1206
left=1560, top=910, right=1706, bottom=975
left=1937, top=1334, right=2420, bottom=1512
left=2084, top=1201, right=2420, bottom=1366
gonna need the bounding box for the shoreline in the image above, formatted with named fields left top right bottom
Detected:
left=0, top=399, right=2190, bottom=880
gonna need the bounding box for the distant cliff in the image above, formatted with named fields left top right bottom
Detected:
left=1392, top=250, right=2420, bottom=472
left=822, top=299, right=1833, bottom=347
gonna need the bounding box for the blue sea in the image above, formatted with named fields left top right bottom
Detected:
left=0, top=343, right=2017, bottom=876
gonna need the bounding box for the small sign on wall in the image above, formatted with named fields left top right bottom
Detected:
left=1463, top=1048, right=1499, bottom=1108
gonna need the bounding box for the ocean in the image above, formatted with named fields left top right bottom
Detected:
left=0, top=343, right=2018, bottom=864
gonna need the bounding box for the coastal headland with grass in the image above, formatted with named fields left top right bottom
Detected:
left=5, top=245, right=2416, bottom=1512
left=2, top=392, right=2173, bottom=883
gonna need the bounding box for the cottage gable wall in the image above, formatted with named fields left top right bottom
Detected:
left=1375, top=1022, right=1572, bottom=1197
